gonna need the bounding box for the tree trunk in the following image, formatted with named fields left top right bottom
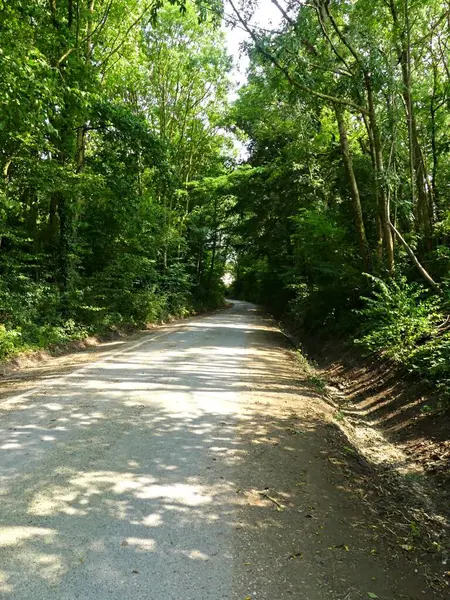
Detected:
left=334, top=104, right=370, bottom=270
left=361, top=114, right=384, bottom=269
left=209, top=195, right=218, bottom=282
left=57, top=192, right=73, bottom=292
left=389, top=0, right=433, bottom=244
left=365, top=77, right=395, bottom=275
left=390, top=222, right=440, bottom=291
left=430, top=61, right=440, bottom=214
left=76, top=126, right=86, bottom=173
left=196, top=243, right=204, bottom=286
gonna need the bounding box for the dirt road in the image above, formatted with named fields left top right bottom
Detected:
left=0, top=302, right=443, bottom=599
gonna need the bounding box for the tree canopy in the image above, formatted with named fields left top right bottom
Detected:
left=0, top=0, right=230, bottom=356
left=2, top=0, right=450, bottom=395
left=225, top=0, right=450, bottom=395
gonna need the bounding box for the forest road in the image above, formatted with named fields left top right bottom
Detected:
left=0, top=301, right=442, bottom=600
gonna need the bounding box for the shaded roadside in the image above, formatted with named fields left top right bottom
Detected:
left=273, top=322, right=450, bottom=591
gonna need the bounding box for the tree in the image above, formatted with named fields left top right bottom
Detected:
left=0, top=0, right=231, bottom=359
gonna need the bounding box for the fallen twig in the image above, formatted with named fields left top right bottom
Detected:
left=259, top=491, right=286, bottom=511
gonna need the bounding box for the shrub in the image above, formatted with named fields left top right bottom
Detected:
left=355, top=276, right=442, bottom=361
left=0, top=326, right=22, bottom=360
left=409, top=333, right=450, bottom=386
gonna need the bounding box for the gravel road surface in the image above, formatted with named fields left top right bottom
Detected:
left=0, top=301, right=443, bottom=599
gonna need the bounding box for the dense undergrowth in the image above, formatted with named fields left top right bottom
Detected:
left=232, top=271, right=450, bottom=404
left=0, top=269, right=225, bottom=361
left=355, top=277, right=450, bottom=402
left=0, top=1, right=227, bottom=361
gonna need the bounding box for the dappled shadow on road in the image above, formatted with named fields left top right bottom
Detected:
left=0, top=407, right=356, bottom=598
left=0, top=303, right=445, bottom=599
left=0, top=302, right=321, bottom=598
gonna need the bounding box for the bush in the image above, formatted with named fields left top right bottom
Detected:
left=0, top=278, right=62, bottom=328
left=0, top=250, right=224, bottom=362
left=353, top=276, right=450, bottom=402
left=0, top=325, right=22, bottom=360
left=409, top=333, right=450, bottom=388
left=355, top=276, right=442, bottom=361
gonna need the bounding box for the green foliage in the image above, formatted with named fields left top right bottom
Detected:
left=225, top=0, right=450, bottom=402
left=356, top=277, right=442, bottom=361
left=4, top=0, right=450, bottom=412
left=409, top=333, right=450, bottom=394
left=0, top=0, right=231, bottom=361
left=353, top=277, right=450, bottom=399
left=0, top=326, right=22, bottom=360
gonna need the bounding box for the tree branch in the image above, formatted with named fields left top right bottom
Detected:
left=56, top=0, right=114, bottom=66
left=322, top=1, right=365, bottom=72
left=227, top=0, right=369, bottom=114
left=312, top=0, right=353, bottom=74
left=389, top=221, right=440, bottom=291
left=270, top=0, right=295, bottom=27
left=100, top=3, right=153, bottom=72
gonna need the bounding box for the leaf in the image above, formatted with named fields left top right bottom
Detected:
left=400, top=544, right=413, bottom=552
left=335, top=543, right=349, bottom=551
left=367, top=593, right=378, bottom=599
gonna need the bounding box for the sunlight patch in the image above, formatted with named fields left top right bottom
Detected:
left=123, top=537, right=156, bottom=552
left=0, top=526, right=55, bottom=547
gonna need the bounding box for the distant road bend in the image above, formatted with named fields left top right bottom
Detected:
left=0, top=301, right=441, bottom=599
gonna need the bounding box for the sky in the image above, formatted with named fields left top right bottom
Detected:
left=222, top=0, right=283, bottom=91
left=219, top=1, right=285, bottom=160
